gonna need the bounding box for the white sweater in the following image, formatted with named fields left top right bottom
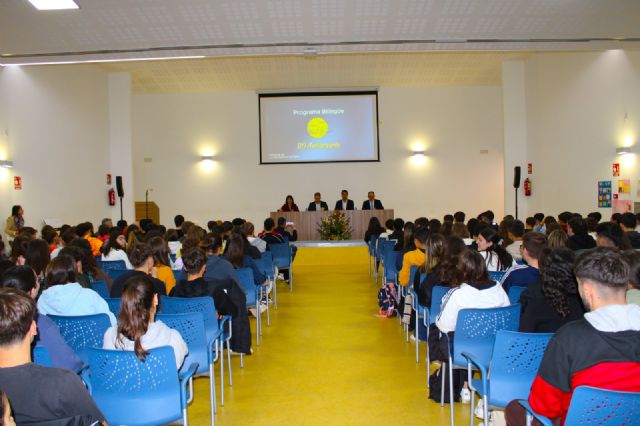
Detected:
left=103, top=320, right=188, bottom=369
left=436, top=283, right=510, bottom=333
left=101, top=249, right=133, bottom=269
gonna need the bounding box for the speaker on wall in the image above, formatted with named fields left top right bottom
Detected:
left=116, top=176, right=124, bottom=197
left=513, top=166, right=521, bottom=189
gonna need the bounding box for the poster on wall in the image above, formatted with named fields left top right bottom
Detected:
left=13, top=176, right=21, bottom=190
left=598, top=180, right=612, bottom=208
left=618, top=179, right=631, bottom=194
left=613, top=163, right=620, bottom=177
left=613, top=199, right=633, bottom=214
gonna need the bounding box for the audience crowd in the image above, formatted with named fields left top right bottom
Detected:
left=0, top=204, right=639, bottom=424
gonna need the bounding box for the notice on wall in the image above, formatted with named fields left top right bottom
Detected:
left=618, top=179, right=631, bottom=194
left=613, top=163, right=620, bottom=177
left=13, top=176, right=21, bottom=190
left=598, top=181, right=612, bottom=208
left=613, top=199, right=633, bottom=214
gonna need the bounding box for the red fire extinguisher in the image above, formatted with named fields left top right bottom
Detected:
left=524, top=178, right=532, bottom=196
left=108, top=188, right=116, bottom=206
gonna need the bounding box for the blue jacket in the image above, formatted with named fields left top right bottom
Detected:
left=177, top=255, right=239, bottom=284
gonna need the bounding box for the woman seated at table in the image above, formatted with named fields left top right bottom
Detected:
left=279, top=195, right=299, bottom=212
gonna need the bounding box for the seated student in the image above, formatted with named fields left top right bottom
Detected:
left=1, top=266, right=84, bottom=373
left=546, top=229, right=568, bottom=249
left=519, top=248, right=585, bottom=333
left=103, top=275, right=187, bottom=369
left=165, top=229, right=182, bottom=256
left=476, top=227, right=515, bottom=272
left=41, top=226, right=59, bottom=254
left=625, top=250, right=640, bottom=306
left=501, top=232, right=547, bottom=293
left=75, top=222, right=103, bottom=257
left=243, top=222, right=266, bottom=254
left=566, top=217, right=596, bottom=251
left=0, top=389, right=15, bottom=426
left=171, top=247, right=252, bottom=355
left=525, top=217, right=536, bottom=233
left=110, top=243, right=166, bottom=298
left=415, top=235, right=466, bottom=308
left=259, top=218, right=284, bottom=245
left=595, top=222, right=632, bottom=250
left=620, top=212, right=640, bottom=249
left=148, top=236, right=176, bottom=294
left=67, top=238, right=113, bottom=288
left=505, top=220, right=525, bottom=261
left=0, top=288, right=105, bottom=424
left=100, top=227, right=133, bottom=269
left=388, top=218, right=405, bottom=251
left=532, top=213, right=546, bottom=233
left=506, top=248, right=640, bottom=426
left=430, top=250, right=510, bottom=403
left=225, top=234, right=268, bottom=288
left=37, top=255, right=116, bottom=325
left=399, top=227, right=428, bottom=287
left=364, top=217, right=385, bottom=243
left=275, top=217, right=297, bottom=243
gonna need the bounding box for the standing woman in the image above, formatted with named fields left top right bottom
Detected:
left=279, top=195, right=299, bottom=212
left=5, top=205, right=24, bottom=240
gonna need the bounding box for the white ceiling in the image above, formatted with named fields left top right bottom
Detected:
left=1, top=0, right=640, bottom=65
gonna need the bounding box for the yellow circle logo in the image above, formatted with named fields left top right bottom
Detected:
left=307, top=117, right=328, bottom=139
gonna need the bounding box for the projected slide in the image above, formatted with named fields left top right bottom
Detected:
left=259, top=92, right=379, bottom=164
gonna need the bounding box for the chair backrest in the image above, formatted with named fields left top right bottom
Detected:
left=105, top=298, right=121, bottom=316
left=368, top=235, right=379, bottom=256
left=159, top=296, right=219, bottom=342
left=380, top=239, right=396, bottom=259
left=106, top=268, right=130, bottom=281
left=88, top=347, right=182, bottom=426
left=90, top=280, right=109, bottom=299
left=172, top=269, right=182, bottom=282
left=97, top=260, right=126, bottom=271
left=452, top=304, right=520, bottom=367
left=488, top=271, right=506, bottom=283
left=488, top=331, right=553, bottom=407
left=508, top=286, right=527, bottom=305
left=429, top=285, right=450, bottom=325
left=564, top=386, right=640, bottom=425
left=269, top=243, right=291, bottom=267
left=254, top=256, right=275, bottom=279
left=383, top=250, right=399, bottom=279
left=156, top=313, right=210, bottom=374
left=235, top=268, right=258, bottom=305
left=33, top=345, right=53, bottom=367
left=48, top=314, right=112, bottom=363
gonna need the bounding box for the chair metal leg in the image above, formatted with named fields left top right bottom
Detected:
left=449, top=360, right=455, bottom=426
left=469, top=388, right=475, bottom=426
left=483, top=395, right=489, bottom=426
left=415, top=324, right=419, bottom=363
left=289, top=262, right=293, bottom=292
left=272, top=276, right=278, bottom=310
left=440, top=362, right=446, bottom=407
left=209, top=362, right=217, bottom=420
left=256, top=301, right=261, bottom=346
left=219, top=340, right=225, bottom=406
left=240, top=352, right=244, bottom=368
left=187, top=377, right=195, bottom=404
left=226, top=339, right=232, bottom=386
left=183, top=408, right=189, bottom=426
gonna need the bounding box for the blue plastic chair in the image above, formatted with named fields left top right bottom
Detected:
left=90, top=280, right=109, bottom=299
left=106, top=268, right=130, bottom=281
left=156, top=313, right=219, bottom=421
left=368, top=235, right=379, bottom=278
left=269, top=243, right=293, bottom=291
left=463, top=331, right=552, bottom=425
left=48, top=314, right=112, bottom=364
left=85, top=347, right=198, bottom=426
left=236, top=268, right=263, bottom=347
left=441, top=305, right=521, bottom=425
left=96, top=260, right=126, bottom=271
left=508, top=286, right=527, bottom=305
left=520, top=386, right=640, bottom=426
left=430, top=285, right=450, bottom=325
left=488, top=271, right=506, bottom=283
left=33, top=345, right=53, bottom=367
left=255, top=253, right=278, bottom=310
left=173, top=268, right=182, bottom=282
left=159, top=296, right=230, bottom=406
left=105, top=298, right=121, bottom=316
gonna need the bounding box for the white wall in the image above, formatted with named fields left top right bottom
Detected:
left=0, top=65, right=114, bottom=228
left=132, top=86, right=504, bottom=228
left=525, top=50, right=640, bottom=217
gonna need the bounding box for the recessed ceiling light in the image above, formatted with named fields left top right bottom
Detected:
left=28, top=0, right=79, bottom=11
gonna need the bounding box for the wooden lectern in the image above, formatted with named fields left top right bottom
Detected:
left=135, top=201, right=160, bottom=224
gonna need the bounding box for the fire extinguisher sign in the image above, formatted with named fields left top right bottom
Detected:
left=14, top=176, right=22, bottom=190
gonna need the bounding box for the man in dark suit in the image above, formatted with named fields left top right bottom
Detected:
left=361, top=191, right=384, bottom=210
left=307, top=192, right=329, bottom=211
left=334, top=189, right=355, bottom=211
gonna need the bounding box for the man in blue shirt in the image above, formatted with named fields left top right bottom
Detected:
left=501, top=232, right=547, bottom=293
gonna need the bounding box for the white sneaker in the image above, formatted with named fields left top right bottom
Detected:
left=277, top=273, right=285, bottom=281
left=475, top=400, right=485, bottom=419
left=409, top=334, right=416, bottom=342
left=460, top=388, right=471, bottom=404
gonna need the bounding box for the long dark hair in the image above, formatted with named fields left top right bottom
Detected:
left=539, top=248, right=577, bottom=318
left=224, top=234, right=245, bottom=268
left=455, top=250, right=492, bottom=286
left=148, top=236, right=171, bottom=267
left=285, top=195, right=294, bottom=207
left=117, top=275, right=157, bottom=362
left=478, top=227, right=513, bottom=271
left=11, top=205, right=21, bottom=217
left=25, top=239, right=50, bottom=277
left=424, top=233, right=446, bottom=273
left=367, top=217, right=383, bottom=234
left=440, top=236, right=468, bottom=285
left=45, top=255, right=77, bottom=287
left=101, top=227, right=125, bottom=255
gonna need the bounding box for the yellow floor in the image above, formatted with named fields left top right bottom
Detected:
left=186, top=247, right=471, bottom=425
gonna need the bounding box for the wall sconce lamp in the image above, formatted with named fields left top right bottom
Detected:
left=200, top=155, right=214, bottom=161
left=412, top=150, right=426, bottom=158
left=616, top=146, right=634, bottom=155
left=0, top=160, right=14, bottom=168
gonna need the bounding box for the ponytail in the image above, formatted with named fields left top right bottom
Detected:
left=117, top=275, right=156, bottom=361
left=479, top=228, right=513, bottom=271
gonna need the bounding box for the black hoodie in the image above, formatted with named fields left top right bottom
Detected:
left=567, top=233, right=596, bottom=251
left=626, top=231, right=640, bottom=249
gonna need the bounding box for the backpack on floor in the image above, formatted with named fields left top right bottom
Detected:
left=377, top=283, right=398, bottom=317
left=428, top=364, right=464, bottom=404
